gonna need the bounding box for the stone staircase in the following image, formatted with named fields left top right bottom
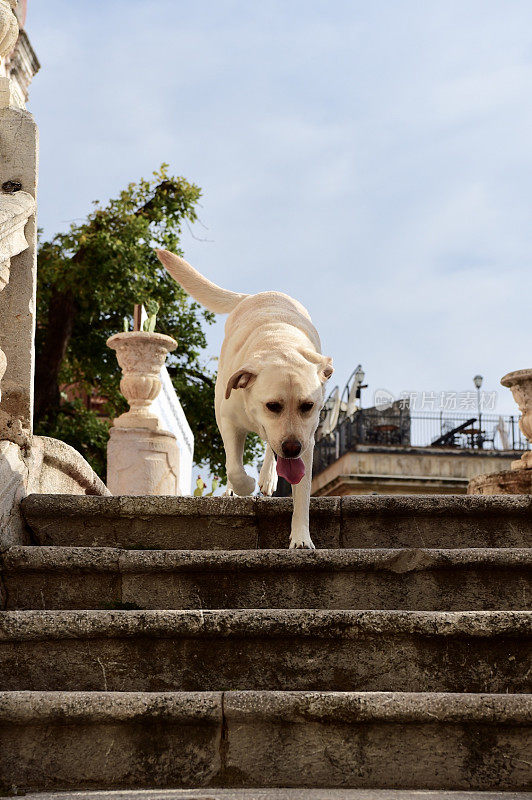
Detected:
left=0, top=494, right=531, bottom=793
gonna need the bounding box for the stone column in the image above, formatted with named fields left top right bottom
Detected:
left=0, top=4, right=41, bottom=548
left=0, top=4, right=109, bottom=550
left=0, top=185, right=36, bottom=443
left=0, top=0, right=37, bottom=444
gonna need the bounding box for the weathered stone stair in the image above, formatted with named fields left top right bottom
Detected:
left=0, top=495, right=531, bottom=793
left=3, top=546, right=531, bottom=611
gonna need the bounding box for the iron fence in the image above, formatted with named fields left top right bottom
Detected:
left=313, top=409, right=529, bottom=476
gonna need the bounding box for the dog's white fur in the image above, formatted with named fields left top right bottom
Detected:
left=157, top=249, right=333, bottom=549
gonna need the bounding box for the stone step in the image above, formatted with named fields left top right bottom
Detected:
left=16, top=793, right=532, bottom=800
left=21, top=494, right=532, bottom=550
left=0, top=609, right=530, bottom=693
left=2, top=546, right=531, bottom=612
left=0, top=691, right=530, bottom=792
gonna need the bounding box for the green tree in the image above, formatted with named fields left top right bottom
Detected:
left=35, top=165, right=263, bottom=478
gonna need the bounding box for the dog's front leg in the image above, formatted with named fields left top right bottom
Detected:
left=219, top=419, right=256, bottom=496
left=289, top=444, right=315, bottom=549
left=258, top=444, right=278, bottom=496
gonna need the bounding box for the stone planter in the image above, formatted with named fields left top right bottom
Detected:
left=107, top=331, right=177, bottom=431
left=501, top=369, right=532, bottom=470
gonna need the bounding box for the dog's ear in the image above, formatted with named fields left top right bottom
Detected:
left=299, top=349, right=334, bottom=382
left=225, top=367, right=258, bottom=399
left=319, top=357, right=334, bottom=383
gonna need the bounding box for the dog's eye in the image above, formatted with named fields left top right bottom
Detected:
left=266, top=402, right=283, bottom=413
left=300, top=402, right=314, bottom=413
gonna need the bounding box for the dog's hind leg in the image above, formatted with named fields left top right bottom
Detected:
left=219, top=419, right=256, bottom=496
left=258, top=444, right=278, bottom=496
left=289, top=444, right=315, bottom=549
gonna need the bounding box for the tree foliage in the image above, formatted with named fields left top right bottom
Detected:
left=35, top=165, right=263, bottom=479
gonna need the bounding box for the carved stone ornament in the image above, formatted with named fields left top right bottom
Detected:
left=0, top=189, right=35, bottom=289
left=501, top=368, right=532, bottom=470
left=107, top=331, right=177, bottom=430
left=0, top=0, right=18, bottom=62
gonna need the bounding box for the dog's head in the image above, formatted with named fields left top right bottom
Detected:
left=225, top=352, right=333, bottom=477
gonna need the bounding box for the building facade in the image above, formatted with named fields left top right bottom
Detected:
left=311, top=444, right=520, bottom=496
left=306, top=402, right=527, bottom=497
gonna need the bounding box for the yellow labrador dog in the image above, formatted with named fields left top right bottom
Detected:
left=157, top=250, right=334, bottom=549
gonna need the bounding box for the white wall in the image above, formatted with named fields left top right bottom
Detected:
left=151, top=365, right=194, bottom=496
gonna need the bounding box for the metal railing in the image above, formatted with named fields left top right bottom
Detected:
left=313, top=409, right=529, bottom=476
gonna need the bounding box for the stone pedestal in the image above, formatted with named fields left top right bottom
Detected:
left=106, top=330, right=186, bottom=496
left=107, top=426, right=180, bottom=496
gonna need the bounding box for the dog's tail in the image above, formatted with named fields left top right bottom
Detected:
left=156, top=249, right=248, bottom=314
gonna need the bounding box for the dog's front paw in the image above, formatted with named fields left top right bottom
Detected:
left=258, top=464, right=278, bottom=496
left=289, top=529, right=315, bottom=550
left=228, top=470, right=256, bottom=496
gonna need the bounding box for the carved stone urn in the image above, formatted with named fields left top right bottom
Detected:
left=501, top=369, right=532, bottom=470
left=107, top=331, right=177, bottom=430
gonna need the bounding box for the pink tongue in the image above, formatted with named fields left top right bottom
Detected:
left=276, top=456, right=305, bottom=485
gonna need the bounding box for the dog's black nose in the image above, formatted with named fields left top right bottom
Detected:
left=281, top=439, right=302, bottom=458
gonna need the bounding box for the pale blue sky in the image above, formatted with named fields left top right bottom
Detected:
left=27, top=0, right=532, bottom=415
